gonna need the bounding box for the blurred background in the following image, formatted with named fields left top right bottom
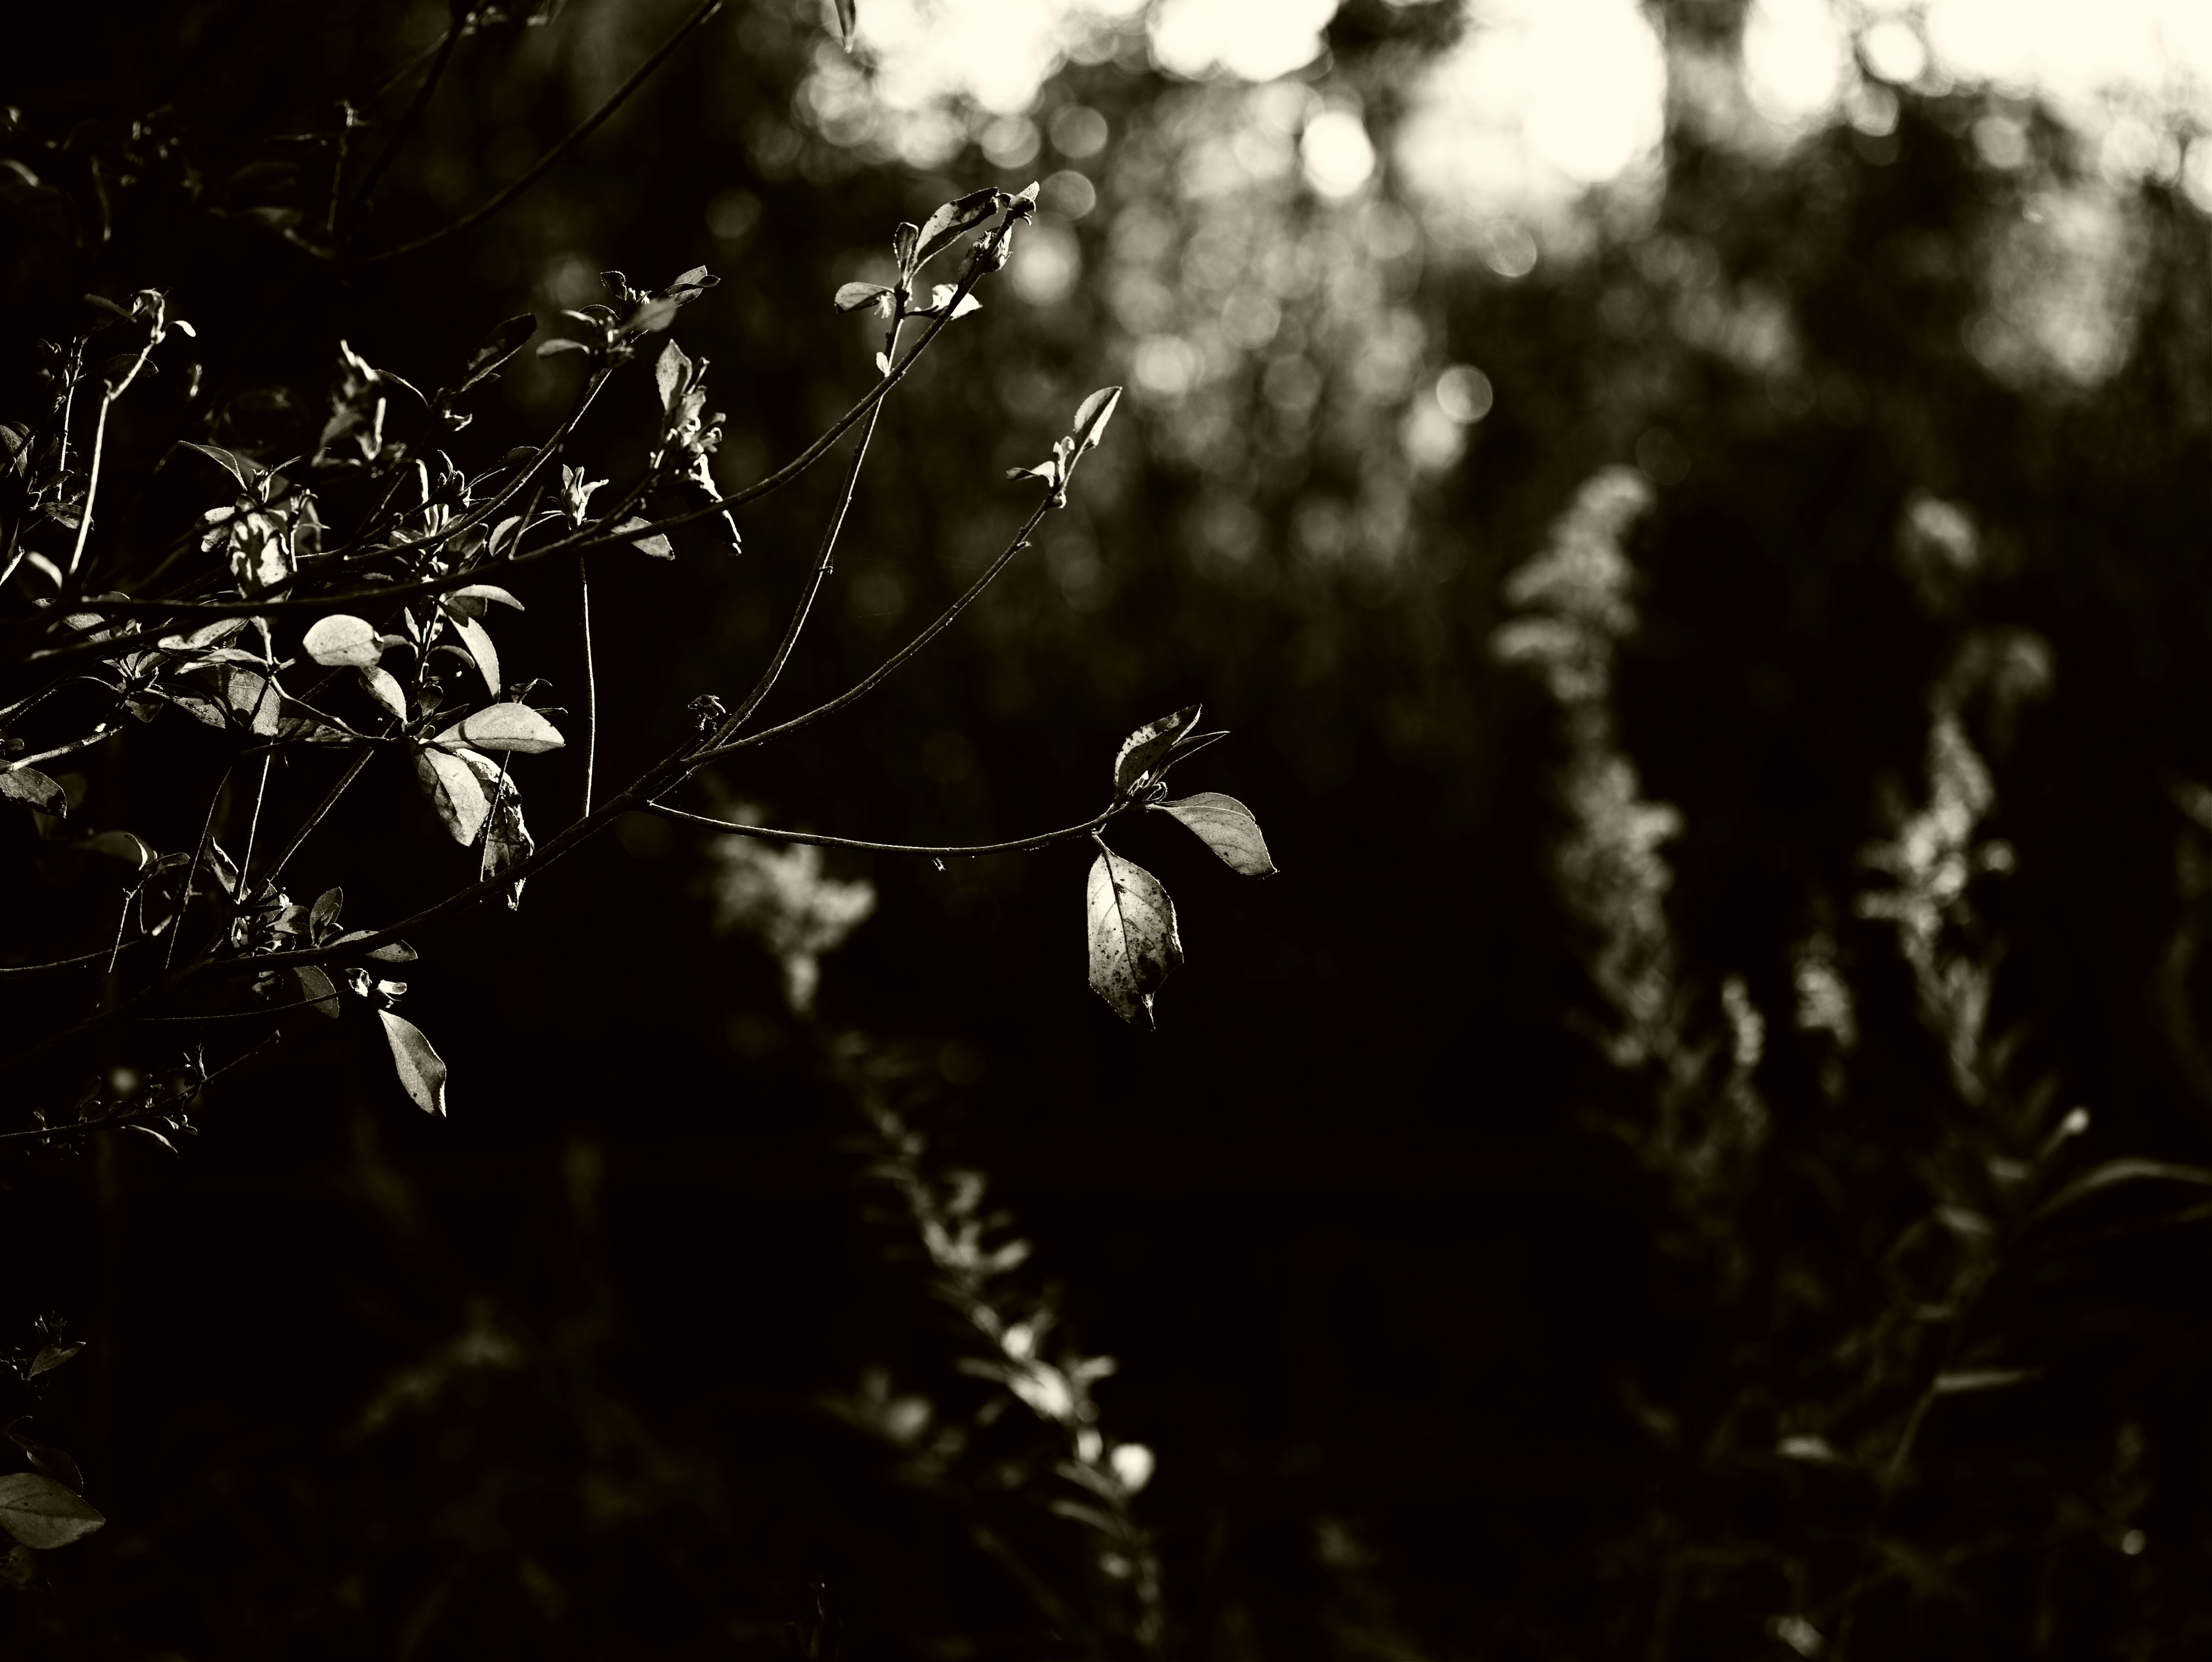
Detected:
left=11, top=0, right=2212, bottom=1655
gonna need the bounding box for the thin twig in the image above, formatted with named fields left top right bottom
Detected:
left=578, top=555, right=596, bottom=815
left=0, top=1035, right=279, bottom=1148
left=356, top=0, right=724, bottom=265
left=0, top=940, right=146, bottom=976
left=342, top=0, right=467, bottom=241
left=642, top=800, right=1119, bottom=858
left=260, top=747, right=377, bottom=889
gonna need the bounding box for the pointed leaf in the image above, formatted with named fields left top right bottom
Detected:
left=179, top=441, right=263, bottom=490
left=24, top=1343, right=82, bottom=1381
left=414, top=745, right=490, bottom=845
left=1071, top=385, right=1123, bottom=456
left=452, top=614, right=499, bottom=696
left=294, top=966, right=342, bottom=1018
left=0, top=767, right=66, bottom=813
left=438, top=703, right=565, bottom=755
left=655, top=338, right=692, bottom=410
left=914, top=188, right=1001, bottom=271
left=378, top=1010, right=448, bottom=1116
left=82, top=830, right=154, bottom=871
left=335, top=930, right=418, bottom=964
left=1156, top=792, right=1277, bottom=877
left=310, top=887, right=344, bottom=941
left=1112, top=705, right=1201, bottom=797
left=834, top=281, right=895, bottom=316
left=0, top=1472, right=104, bottom=1550
left=358, top=665, right=408, bottom=720
left=302, top=613, right=381, bottom=667
left=616, top=516, right=673, bottom=558
left=6, top=1425, right=83, bottom=1495
left=2032, top=1159, right=2212, bottom=1222
left=452, top=314, right=537, bottom=396
left=448, top=584, right=524, bottom=612
left=1086, top=849, right=1184, bottom=1027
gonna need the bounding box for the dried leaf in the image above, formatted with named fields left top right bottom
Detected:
left=302, top=613, right=381, bottom=668
left=437, top=703, right=565, bottom=755
left=0, top=767, right=66, bottom=813
left=378, top=1010, right=448, bottom=1116
left=1086, top=847, right=1183, bottom=1027
left=0, top=1472, right=104, bottom=1550
left=1112, top=705, right=1202, bottom=797
left=1156, top=792, right=1277, bottom=877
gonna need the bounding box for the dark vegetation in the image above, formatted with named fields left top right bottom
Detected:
left=6, top=0, right=2212, bottom=1656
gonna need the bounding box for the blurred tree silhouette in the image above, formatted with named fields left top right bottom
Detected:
left=9, top=0, right=2212, bottom=1656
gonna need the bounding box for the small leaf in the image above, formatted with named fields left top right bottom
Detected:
left=414, top=746, right=491, bottom=845
left=448, top=584, right=524, bottom=612
left=1931, top=1368, right=2040, bottom=1395
left=0, top=1472, right=105, bottom=1550
left=834, top=281, right=895, bottom=316
left=0, top=767, right=66, bottom=813
left=379, top=1010, right=448, bottom=1116
left=616, top=516, right=673, bottom=558
left=335, top=930, right=418, bottom=964
left=452, top=614, right=500, bottom=696
left=655, top=338, right=692, bottom=410
left=1086, top=847, right=1184, bottom=1027
left=1156, top=792, right=1277, bottom=877
left=82, top=830, right=154, bottom=871
left=358, top=665, right=408, bottom=720
left=310, top=887, right=344, bottom=941
left=2032, top=1159, right=2212, bottom=1222
left=1071, top=385, right=1123, bottom=456
left=24, top=1343, right=82, bottom=1381
left=1112, top=704, right=1201, bottom=797
left=6, top=1424, right=83, bottom=1495
left=452, top=314, right=537, bottom=396
left=834, top=0, right=857, bottom=49
left=302, top=613, right=381, bottom=668
left=179, top=440, right=263, bottom=490
left=537, top=338, right=592, bottom=358
left=294, top=965, right=342, bottom=1018
left=913, top=188, right=1001, bottom=271
left=438, top=702, right=566, bottom=755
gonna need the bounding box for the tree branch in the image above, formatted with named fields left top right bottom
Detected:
left=340, top=0, right=467, bottom=241
left=642, top=800, right=1120, bottom=858
left=355, top=0, right=724, bottom=265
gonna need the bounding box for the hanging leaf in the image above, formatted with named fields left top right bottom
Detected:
left=834, top=281, right=896, bottom=317
left=0, top=767, right=66, bottom=813
left=302, top=613, right=381, bottom=667
left=81, top=830, right=154, bottom=871
left=436, top=703, right=565, bottom=755
left=1155, top=792, right=1277, bottom=877
left=378, top=1010, right=448, bottom=1116
left=1086, top=847, right=1183, bottom=1027
left=0, top=1472, right=104, bottom=1550
left=452, top=614, right=499, bottom=696
left=1112, top=705, right=1202, bottom=797
left=616, top=516, right=673, bottom=559
left=483, top=791, right=534, bottom=910
left=358, top=665, right=408, bottom=720
left=414, top=746, right=491, bottom=845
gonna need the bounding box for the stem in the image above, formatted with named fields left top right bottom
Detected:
left=166, top=762, right=237, bottom=971
left=260, top=747, right=377, bottom=889
left=0, top=1036, right=278, bottom=1148
left=700, top=493, right=1051, bottom=760
left=341, top=1, right=466, bottom=241
left=0, top=941, right=145, bottom=976
left=577, top=555, right=596, bottom=815
left=65, top=330, right=160, bottom=586
left=356, top=0, right=724, bottom=264
left=642, top=800, right=1119, bottom=858
left=235, top=750, right=275, bottom=898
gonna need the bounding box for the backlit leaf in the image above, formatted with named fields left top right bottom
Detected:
left=1156, top=792, right=1277, bottom=877
left=453, top=614, right=499, bottom=696
left=294, top=966, right=341, bottom=1018
left=378, top=1010, right=448, bottom=1116
left=616, top=516, right=673, bottom=559
left=414, top=745, right=490, bottom=845
left=1112, top=705, right=1201, bottom=797
left=82, top=830, right=153, bottom=871
left=358, top=665, right=407, bottom=720
left=0, top=767, right=65, bottom=813
left=1086, top=848, right=1183, bottom=1027
left=0, top=1472, right=104, bottom=1550
left=179, top=440, right=263, bottom=490
left=834, top=281, right=894, bottom=316
left=302, top=613, right=380, bottom=667
left=24, top=1343, right=81, bottom=1380
left=1072, top=385, right=1123, bottom=456
left=914, top=188, right=1001, bottom=271
left=437, top=703, right=565, bottom=755
left=655, top=338, right=692, bottom=410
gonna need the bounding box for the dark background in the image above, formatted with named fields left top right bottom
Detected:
left=7, top=0, right=2212, bottom=1656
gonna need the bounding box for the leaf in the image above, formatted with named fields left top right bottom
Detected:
left=335, top=930, right=417, bottom=964
left=0, top=767, right=65, bottom=813
left=437, top=703, right=566, bottom=755
left=179, top=440, right=263, bottom=490
left=834, top=0, right=857, bottom=49
left=2032, top=1159, right=2212, bottom=1222
left=302, top=613, right=381, bottom=667
left=1086, top=848, right=1184, bottom=1027
left=310, top=887, right=344, bottom=941
left=358, top=665, right=408, bottom=720
left=452, top=314, right=537, bottom=397
left=448, top=584, right=524, bottom=613
left=82, top=830, right=154, bottom=871
left=924, top=283, right=982, bottom=319
left=1155, top=792, right=1277, bottom=877
left=0, top=1473, right=104, bottom=1550
left=537, top=338, right=592, bottom=358
left=483, top=792, right=534, bottom=909
left=834, top=281, right=896, bottom=316
left=913, top=188, right=1001, bottom=271
left=1112, top=704, right=1202, bottom=797
left=655, top=338, right=692, bottom=410
left=6, top=1424, right=83, bottom=1494
left=1160, top=728, right=1230, bottom=775
left=414, top=746, right=491, bottom=845
left=24, top=1343, right=82, bottom=1381
left=1932, top=1367, right=2040, bottom=1395
left=378, top=1010, right=448, bottom=1116
left=614, top=516, right=674, bottom=558
left=1071, top=385, right=1123, bottom=456
left=294, top=966, right=342, bottom=1018
left=452, top=614, right=500, bottom=696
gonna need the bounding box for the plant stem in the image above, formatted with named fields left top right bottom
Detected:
left=357, top=0, right=724, bottom=264
left=578, top=554, right=596, bottom=815
left=641, top=801, right=1121, bottom=857
left=340, top=0, right=467, bottom=241
left=259, top=747, right=376, bottom=889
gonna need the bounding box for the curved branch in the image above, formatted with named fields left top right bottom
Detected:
left=355, top=0, right=724, bottom=265
left=642, top=800, right=1119, bottom=858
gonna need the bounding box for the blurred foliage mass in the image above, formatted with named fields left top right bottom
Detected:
left=9, top=0, right=2212, bottom=1655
